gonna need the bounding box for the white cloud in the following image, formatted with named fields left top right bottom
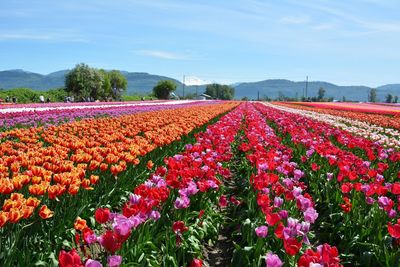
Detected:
left=279, top=16, right=309, bottom=24
left=359, top=21, right=400, bottom=32
left=183, top=76, right=209, bottom=86
left=298, top=2, right=400, bottom=33
left=312, top=24, right=334, bottom=31
left=135, top=50, right=192, bottom=60
left=0, top=33, right=52, bottom=40
left=0, top=31, right=89, bottom=42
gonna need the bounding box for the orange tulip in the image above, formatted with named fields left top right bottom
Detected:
left=8, top=208, right=23, bottom=223
left=0, top=102, right=239, bottom=224
left=10, top=192, right=24, bottom=201
left=90, top=175, right=99, bottom=185
left=2, top=199, right=14, bottom=212
left=47, top=185, right=58, bottom=200
left=31, top=176, right=42, bottom=184
left=68, top=185, right=80, bottom=195
left=39, top=205, right=54, bottom=219
left=21, top=206, right=35, bottom=219
left=0, top=179, right=14, bottom=194
left=0, top=211, right=8, bottom=227
left=74, top=217, right=87, bottom=231
left=147, top=160, right=154, bottom=170
left=28, top=184, right=46, bottom=196
left=26, top=197, right=41, bottom=208
left=81, top=179, right=91, bottom=189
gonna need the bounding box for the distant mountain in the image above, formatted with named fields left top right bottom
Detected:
left=122, top=72, right=182, bottom=94
left=1, top=69, right=400, bottom=101
left=234, top=79, right=373, bottom=101
left=0, top=69, right=183, bottom=95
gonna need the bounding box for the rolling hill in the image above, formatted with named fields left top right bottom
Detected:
left=1, top=69, right=400, bottom=101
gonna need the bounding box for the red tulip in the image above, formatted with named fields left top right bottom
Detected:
left=284, top=237, right=302, bottom=256
left=95, top=207, right=110, bottom=224
left=172, top=221, right=188, bottom=234
left=190, top=258, right=203, bottom=267
left=58, top=249, right=83, bottom=267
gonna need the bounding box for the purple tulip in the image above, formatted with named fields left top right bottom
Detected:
left=149, top=210, right=161, bottom=221
left=107, top=255, right=122, bottom=267
left=85, top=259, right=102, bottom=267
left=174, top=196, right=190, bottom=209
left=273, top=197, right=283, bottom=208
left=304, top=207, right=318, bottom=223
left=255, top=226, right=268, bottom=238
left=265, top=252, right=283, bottom=267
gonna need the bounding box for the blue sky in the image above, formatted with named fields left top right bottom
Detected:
left=0, top=0, right=399, bottom=86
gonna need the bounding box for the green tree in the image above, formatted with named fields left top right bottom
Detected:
left=368, top=88, right=377, bottom=103
left=386, top=93, right=393, bottom=103
left=318, top=87, right=326, bottom=101
left=65, top=63, right=103, bottom=101
left=205, top=83, right=234, bottom=100
left=394, top=96, right=398, bottom=103
left=153, top=80, right=177, bottom=99
left=108, top=70, right=127, bottom=100
left=99, top=69, right=112, bottom=100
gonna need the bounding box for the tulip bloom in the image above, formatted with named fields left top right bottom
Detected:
left=58, top=249, right=83, bottom=267
left=265, top=252, right=283, bottom=267
left=255, top=225, right=268, bottom=238
left=107, top=255, right=122, bottom=267
left=95, top=208, right=110, bottom=224
left=190, top=258, right=203, bottom=267
left=39, top=205, right=54, bottom=219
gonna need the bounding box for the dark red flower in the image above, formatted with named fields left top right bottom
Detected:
left=311, top=163, right=320, bottom=171
left=198, top=209, right=205, bottom=219
left=284, top=237, right=302, bottom=256
left=274, top=222, right=284, bottom=239
left=190, top=258, right=203, bottom=267
left=388, top=222, right=400, bottom=239
left=100, top=230, right=122, bottom=253
left=95, top=207, right=110, bottom=224
left=266, top=212, right=281, bottom=226
left=219, top=195, right=228, bottom=208
left=58, top=249, right=83, bottom=267
left=341, top=183, right=352, bottom=194
left=392, top=183, right=400, bottom=195
left=172, top=221, right=188, bottom=234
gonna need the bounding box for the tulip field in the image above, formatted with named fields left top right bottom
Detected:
left=1, top=101, right=400, bottom=266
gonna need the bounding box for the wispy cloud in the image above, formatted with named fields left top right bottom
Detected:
left=312, top=24, right=335, bottom=31
left=279, top=15, right=309, bottom=24
left=358, top=21, right=400, bottom=32
left=135, top=50, right=193, bottom=60
left=0, top=34, right=52, bottom=40
left=0, top=31, right=89, bottom=42
left=297, top=2, right=400, bottom=33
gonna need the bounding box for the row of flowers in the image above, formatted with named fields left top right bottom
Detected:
left=58, top=103, right=247, bottom=266
left=271, top=102, right=400, bottom=148
left=254, top=102, right=400, bottom=265
left=290, top=102, right=400, bottom=116
left=230, top=103, right=341, bottom=266
left=0, top=99, right=168, bottom=109
left=0, top=101, right=218, bottom=129
left=277, top=102, right=400, bottom=130
left=0, top=102, right=238, bottom=227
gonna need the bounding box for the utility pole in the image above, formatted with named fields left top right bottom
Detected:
left=182, top=75, right=185, bottom=99
left=257, top=91, right=260, bottom=101
left=305, top=76, right=309, bottom=99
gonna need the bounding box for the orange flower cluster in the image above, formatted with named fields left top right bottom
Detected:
left=0, top=102, right=238, bottom=226
left=274, top=102, right=400, bottom=130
